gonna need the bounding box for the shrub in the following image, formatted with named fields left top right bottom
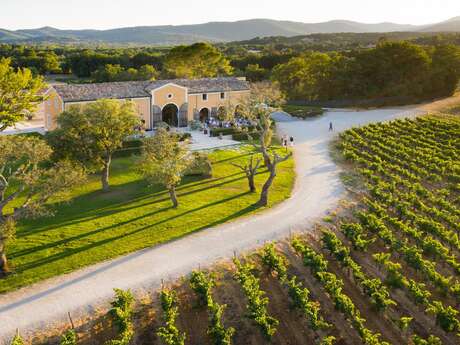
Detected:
left=210, top=127, right=238, bottom=137
left=60, top=329, right=77, bottom=345
left=185, top=152, right=213, bottom=177
left=232, top=132, right=261, bottom=141
left=189, top=120, right=203, bottom=131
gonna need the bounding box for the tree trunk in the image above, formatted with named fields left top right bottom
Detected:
left=0, top=243, right=8, bottom=274
left=248, top=172, right=256, bottom=193
left=101, top=154, right=112, bottom=192
left=257, top=169, right=276, bottom=207
left=169, top=186, right=179, bottom=208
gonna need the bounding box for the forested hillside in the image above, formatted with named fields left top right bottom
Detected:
left=1, top=36, right=460, bottom=106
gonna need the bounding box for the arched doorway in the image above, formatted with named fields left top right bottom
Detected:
left=162, top=104, right=179, bottom=127
left=199, top=108, right=209, bottom=123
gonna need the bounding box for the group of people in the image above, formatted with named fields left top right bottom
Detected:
left=282, top=134, right=294, bottom=148
left=281, top=122, right=334, bottom=149
left=203, top=116, right=253, bottom=129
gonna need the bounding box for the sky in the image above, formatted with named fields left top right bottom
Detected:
left=1, top=0, right=460, bottom=30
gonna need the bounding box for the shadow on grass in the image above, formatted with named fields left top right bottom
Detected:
left=212, top=151, right=254, bottom=164
left=16, top=171, right=246, bottom=239
left=15, top=191, right=252, bottom=272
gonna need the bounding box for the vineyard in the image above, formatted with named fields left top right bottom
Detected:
left=19, top=115, right=460, bottom=345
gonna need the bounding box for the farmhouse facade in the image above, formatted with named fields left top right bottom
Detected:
left=44, top=77, right=250, bottom=130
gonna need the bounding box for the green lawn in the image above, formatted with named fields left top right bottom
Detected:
left=0, top=146, right=294, bottom=293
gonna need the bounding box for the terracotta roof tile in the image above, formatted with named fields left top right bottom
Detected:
left=53, top=77, right=249, bottom=102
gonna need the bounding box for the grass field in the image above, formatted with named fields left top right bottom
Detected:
left=0, top=146, right=295, bottom=294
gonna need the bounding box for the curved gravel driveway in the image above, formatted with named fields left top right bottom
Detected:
left=0, top=107, right=423, bottom=341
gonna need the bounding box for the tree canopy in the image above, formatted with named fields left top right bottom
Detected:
left=0, top=135, right=85, bottom=272
left=272, top=42, right=460, bottom=103
left=0, top=58, right=46, bottom=131
left=92, top=64, right=158, bottom=82
left=47, top=99, right=140, bottom=191
left=164, top=43, right=233, bottom=79
left=139, top=128, right=191, bottom=208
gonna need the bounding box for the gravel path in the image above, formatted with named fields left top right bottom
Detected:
left=0, top=107, right=423, bottom=342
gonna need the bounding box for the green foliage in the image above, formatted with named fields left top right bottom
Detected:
left=340, top=116, right=460, bottom=335
left=184, top=152, right=212, bottom=178
left=157, top=289, right=186, bottom=345
left=48, top=99, right=139, bottom=190
left=412, top=334, right=442, bottom=345
left=164, top=43, right=233, bottom=79
left=261, top=243, right=288, bottom=282
left=233, top=258, right=279, bottom=339
left=92, top=64, right=158, bottom=82
left=0, top=135, right=85, bottom=220
left=139, top=128, right=191, bottom=207
left=397, top=316, right=413, bottom=331
left=321, top=230, right=396, bottom=311
left=293, top=239, right=390, bottom=345
left=426, top=301, right=460, bottom=333
left=10, top=334, right=24, bottom=345
left=105, top=289, right=135, bottom=345
left=319, top=335, right=336, bottom=345
left=0, top=57, right=46, bottom=131
left=281, top=104, right=324, bottom=119
left=60, top=329, right=77, bottom=345
left=272, top=42, right=460, bottom=103
left=190, top=271, right=234, bottom=345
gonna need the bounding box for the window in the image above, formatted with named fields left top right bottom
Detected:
left=202, top=93, right=208, bottom=101
left=220, top=92, right=225, bottom=100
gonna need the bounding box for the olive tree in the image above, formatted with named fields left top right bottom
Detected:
left=139, top=128, right=192, bottom=208
left=231, top=155, right=261, bottom=193
left=237, top=82, right=291, bottom=206
left=0, top=135, right=85, bottom=273
left=0, top=58, right=46, bottom=131
left=48, top=99, right=140, bottom=191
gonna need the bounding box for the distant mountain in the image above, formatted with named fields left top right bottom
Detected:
left=1, top=17, right=459, bottom=45
left=420, top=17, right=460, bottom=32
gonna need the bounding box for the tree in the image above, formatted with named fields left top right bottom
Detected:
left=429, top=44, right=460, bottom=97
left=271, top=52, right=332, bottom=101
left=48, top=99, right=140, bottom=191
left=139, top=129, right=192, bottom=208
left=245, top=64, right=268, bottom=82
left=0, top=135, right=85, bottom=273
left=91, top=64, right=158, bottom=82
left=0, top=58, right=46, bottom=131
left=232, top=155, right=261, bottom=193
left=164, top=43, right=233, bottom=79
left=239, top=82, right=291, bottom=206
left=216, top=100, right=238, bottom=124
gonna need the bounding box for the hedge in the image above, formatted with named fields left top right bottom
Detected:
left=232, top=132, right=261, bottom=141
left=210, top=126, right=256, bottom=137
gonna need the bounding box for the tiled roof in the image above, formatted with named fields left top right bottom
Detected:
left=149, top=77, right=250, bottom=94
left=53, top=77, right=250, bottom=102
left=53, top=81, right=152, bottom=102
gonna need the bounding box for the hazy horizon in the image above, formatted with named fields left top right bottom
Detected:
left=2, top=0, right=460, bottom=30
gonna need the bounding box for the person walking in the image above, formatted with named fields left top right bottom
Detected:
left=329, top=122, right=333, bottom=131
left=282, top=134, right=288, bottom=147
left=289, top=136, right=294, bottom=147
